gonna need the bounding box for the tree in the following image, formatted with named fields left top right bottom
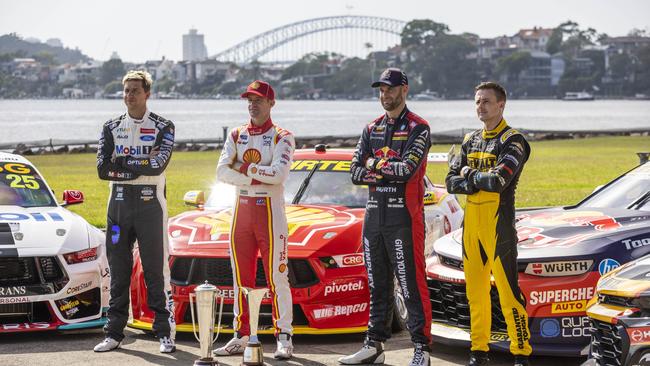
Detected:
left=401, top=19, right=449, bottom=48
left=496, top=51, right=532, bottom=83
left=100, top=58, right=125, bottom=86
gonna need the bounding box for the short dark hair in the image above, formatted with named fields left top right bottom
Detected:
left=475, top=81, right=507, bottom=102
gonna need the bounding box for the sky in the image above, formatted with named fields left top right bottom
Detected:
left=1, top=0, right=649, bottom=63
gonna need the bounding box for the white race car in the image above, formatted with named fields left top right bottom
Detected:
left=0, top=152, right=109, bottom=333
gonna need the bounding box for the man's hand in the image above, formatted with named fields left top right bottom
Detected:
left=149, top=146, right=160, bottom=157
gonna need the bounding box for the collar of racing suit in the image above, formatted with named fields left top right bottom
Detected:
left=482, top=118, right=508, bottom=139
left=247, top=118, right=274, bottom=135
left=125, top=108, right=150, bottom=124
left=383, top=106, right=409, bottom=125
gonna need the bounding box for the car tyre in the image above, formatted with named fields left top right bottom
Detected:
left=391, top=277, right=408, bottom=332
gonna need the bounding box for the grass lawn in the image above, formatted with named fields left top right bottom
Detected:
left=27, top=135, right=649, bottom=228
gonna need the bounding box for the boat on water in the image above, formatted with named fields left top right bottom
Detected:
left=563, top=91, right=595, bottom=101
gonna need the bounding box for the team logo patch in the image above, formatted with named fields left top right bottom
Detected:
left=140, top=135, right=155, bottom=142
left=110, top=225, right=120, bottom=244
left=243, top=149, right=262, bottom=164
left=279, top=263, right=287, bottom=273
left=140, top=128, right=155, bottom=134
left=250, top=81, right=260, bottom=89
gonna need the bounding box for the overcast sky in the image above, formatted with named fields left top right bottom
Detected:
left=2, top=0, right=649, bottom=63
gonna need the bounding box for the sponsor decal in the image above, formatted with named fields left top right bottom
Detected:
left=110, top=225, right=120, bottom=244
left=164, top=133, right=173, bottom=140
left=140, top=135, right=155, bottom=142
left=312, top=302, right=368, bottom=319
left=66, top=281, right=92, bottom=295
left=540, top=318, right=561, bottom=338
left=467, top=152, right=497, bottom=171
left=140, top=128, right=155, bottom=134
left=628, top=327, right=650, bottom=345
left=116, top=134, right=129, bottom=139
left=524, top=260, right=592, bottom=277
left=59, top=299, right=80, bottom=312
left=394, top=239, right=410, bottom=299
left=116, top=127, right=130, bottom=133
left=512, top=307, right=530, bottom=349
left=290, top=160, right=350, bottom=172
left=598, top=258, right=621, bottom=275
left=115, top=145, right=152, bottom=155
left=0, top=163, right=32, bottom=174
left=243, top=149, right=262, bottom=164
left=374, top=146, right=399, bottom=159
left=0, top=212, right=63, bottom=222
left=263, top=135, right=272, bottom=147
left=623, top=237, right=650, bottom=250
left=560, top=316, right=590, bottom=338
left=323, top=280, right=364, bottom=296
left=0, top=296, right=29, bottom=304
left=278, top=263, right=287, bottom=273
left=489, top=333, right=509, bottom=342
left=551, top=300, right=587, bottom=314
left=127, top=158, right=148, bottom=166
left=1, top=322, right=51, bottom=330
left=256, top=198, right=266, bottom=206
left=528, top=287, right=595, bottom=306
left=375, top=186, right=397, bottom=193
left=0, top=286, right=27, bottom=297
left=332, top=254, right=364, bottom=267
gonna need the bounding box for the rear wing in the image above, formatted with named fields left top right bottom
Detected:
left=427, top=145, right=456, bottom=166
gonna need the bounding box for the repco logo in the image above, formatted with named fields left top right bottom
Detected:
left=342, top=254, right=363, bottom=266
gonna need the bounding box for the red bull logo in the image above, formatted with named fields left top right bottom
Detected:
left=374, top=146, right=399, bottom=159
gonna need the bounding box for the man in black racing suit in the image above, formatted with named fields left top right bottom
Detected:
left=446, top=82, right=531, bottom=366
left=94, top=70, right=176, bottom=354
left=341, top=68, right=432, bottom=366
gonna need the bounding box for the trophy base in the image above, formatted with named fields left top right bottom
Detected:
left=241, top=342, right=264, bottom=365
left=194, top=357, right=219, bottom=366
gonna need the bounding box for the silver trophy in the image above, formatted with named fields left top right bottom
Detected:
left=190, top=281, right=225, bottom=366
left=241, top=287, right=269, bottom=366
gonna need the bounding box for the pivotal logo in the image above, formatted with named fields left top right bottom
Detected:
left=323, top=280, right=364, bottom=296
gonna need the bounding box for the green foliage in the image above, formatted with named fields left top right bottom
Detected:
left=495, top=51, right=532, bottom=82
left=27, top=136, right=650, bottom=229
left=401, top=19, right=449, bottom=48
left=100, top=58, right=125, bottom=86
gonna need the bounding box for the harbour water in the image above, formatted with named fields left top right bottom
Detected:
left=0, top=99, right=649, bottom=144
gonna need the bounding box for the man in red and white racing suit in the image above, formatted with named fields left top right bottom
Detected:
left=214, top=80, right=295, bottom=360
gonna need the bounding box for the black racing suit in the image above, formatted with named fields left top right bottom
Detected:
left=446, top=119, right=531, bottom=355
left=350, top=106, right=432, bottom=346
left=97, top=110, right=176, bottom=342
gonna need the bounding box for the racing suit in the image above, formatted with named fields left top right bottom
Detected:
left=350, top=106, right=432, bottom=346
left=446, top=119, right=532, bottom=356
left=97, top=110, right=176, bottom=342
left=216, top=118, right=294, bottom=337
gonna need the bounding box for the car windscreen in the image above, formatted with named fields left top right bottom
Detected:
left=0, top=162, right=56, bottom=207
left=578, top=173, right=650, bottom=211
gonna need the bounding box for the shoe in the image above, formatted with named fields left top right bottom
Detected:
left=213, top=334, right=249, bottom=356
left=468, top=351, right=489, bottom=366
left=338, top=338, right=385, bottom=365
left=93, top=337, right=121, bottom=352
left=274, top=333, right=293, bottom=360
left=159, top=336, right=176, bottom=353
left=409, top=343, right=430, bottom=366
left=514, top=355, right=529, bottom=366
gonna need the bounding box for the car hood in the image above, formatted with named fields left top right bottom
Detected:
left=168, top=204, right=364, bottom=257
left=0, top=206, right=94, bottom=256
left=597, top=255, right=650, bottom=297
left=434, top=207, right=650, bottom=261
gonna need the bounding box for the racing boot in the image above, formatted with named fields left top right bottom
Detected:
left=213, top=334, right=249, bottom=356
left=514, top=355, right=530, bottom=366
left=159, top=336, right=176, bottom=353
left=409, top=343, right=431, bottom=366
left=468, top=351, right=489, bottom=366
left=338, top=337, right=385, bottom=365
left=93, top=337, right=121, bottom=352
left=274, top=333, right=293, bottom=360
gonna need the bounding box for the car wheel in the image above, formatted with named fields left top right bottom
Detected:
left=391, top=277, right=408, bottom=332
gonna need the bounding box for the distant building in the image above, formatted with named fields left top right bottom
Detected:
left=518, top=51, right=552, bottom=86
left=601, top=36, right=650, bottom=55
left=183, top=29, right=208, bottom=61
left=512, top=27, right=554, bottom=52
left=46, top=38, right=63, bottom=48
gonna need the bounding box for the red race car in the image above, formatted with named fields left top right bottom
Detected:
left=128, top=147, right=463, bottom=335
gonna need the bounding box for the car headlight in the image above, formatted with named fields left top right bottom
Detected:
left=63, top=247, right=98, bottom=264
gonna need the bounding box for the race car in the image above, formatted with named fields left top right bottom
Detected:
left=0, top=152, right=109, bottom=333
left=128, top=147, right=463, bottom=334
left=582, top=254, right=650, bottom=366
left=426, top=160, right=650, bottom=356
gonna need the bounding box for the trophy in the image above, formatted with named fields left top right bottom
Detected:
left=241, top=287, right=269, bottom=366
left=190, top=281, right=225, bottom=366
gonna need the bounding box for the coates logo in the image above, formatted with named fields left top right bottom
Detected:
left=628, top=327, right=650, bottom=345
left=323, top=280, right=364, bottom=296
left=524, top=260, right=592, bottom=277
left=312, top=302, right=368, bottom=319
left=330, top=254, right=364, bottom=267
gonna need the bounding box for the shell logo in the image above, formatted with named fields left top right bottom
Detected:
left=193, top=211, right=232, bottom=238
left=250, top=81, right=260, bottom=89
left=285, top=206, right=336, bottom=235
left=243, top=149, right=262, bottom=164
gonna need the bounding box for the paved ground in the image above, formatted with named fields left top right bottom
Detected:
left=0, top=328, right=585, bottom=366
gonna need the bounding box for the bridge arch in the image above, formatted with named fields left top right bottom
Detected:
left=213, top=15, right=407, bottom=64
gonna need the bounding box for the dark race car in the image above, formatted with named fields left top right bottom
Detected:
left=583, top=254, right=650, bottom=366
left=128, top=148, right=463, bottom=335
left=426, top=161, right=650, bottom=356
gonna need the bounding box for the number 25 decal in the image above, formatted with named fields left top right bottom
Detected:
left=6, top=174, right=40, bottom=189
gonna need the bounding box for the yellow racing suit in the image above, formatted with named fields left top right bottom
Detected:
left=446, top=119, right=532, bottom=356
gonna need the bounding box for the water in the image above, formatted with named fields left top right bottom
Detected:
left=0, top=99, right=649, bottom=144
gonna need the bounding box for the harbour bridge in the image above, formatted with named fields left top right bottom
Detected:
left=212, top=15, right=407, bottom=64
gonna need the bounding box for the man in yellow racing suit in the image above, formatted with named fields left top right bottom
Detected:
left=446, top=82, right=532, bottom=366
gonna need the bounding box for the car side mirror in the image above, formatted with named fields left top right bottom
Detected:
left=423, top=191, right=438, bottom=205
left=62, top=190, right=84, bottom=206
left=184, top=190, right=205, bottom=208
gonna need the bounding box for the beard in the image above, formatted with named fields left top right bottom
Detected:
left=381, top=92, right=404, bottom=112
